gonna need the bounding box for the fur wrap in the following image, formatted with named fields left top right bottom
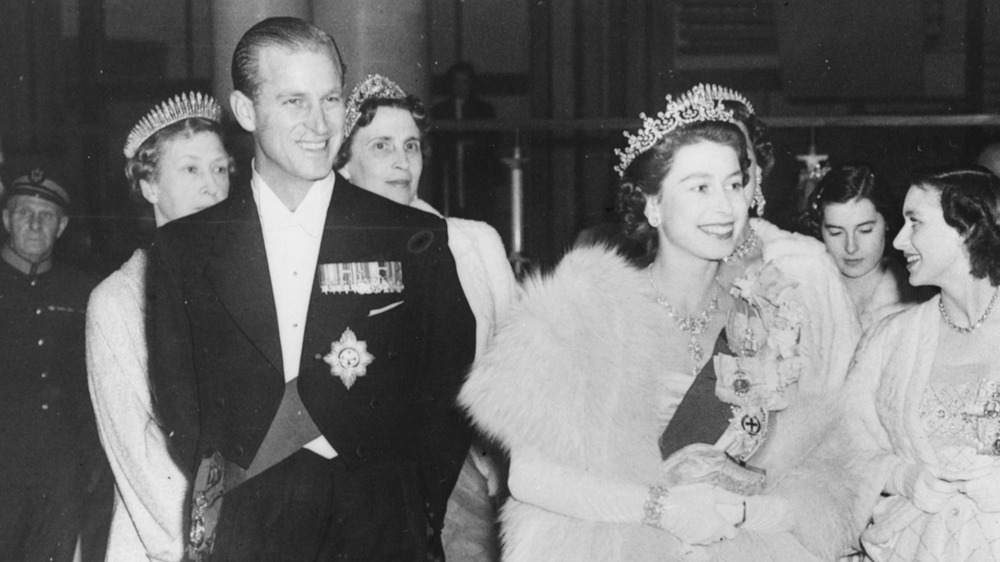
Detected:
left=460, top=232, right=867, bottom=561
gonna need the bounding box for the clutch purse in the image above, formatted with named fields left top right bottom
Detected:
left=661, top=443, right=766, bottom=496
left=716, top=453, right=766, bottom=495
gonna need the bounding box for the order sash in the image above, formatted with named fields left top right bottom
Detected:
left=187, top=379, right=321, bottom=560
left=658, top=330, right=734, bottom=460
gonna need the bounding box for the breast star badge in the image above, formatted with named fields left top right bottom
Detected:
left=323, top=328, right=374, bottom=389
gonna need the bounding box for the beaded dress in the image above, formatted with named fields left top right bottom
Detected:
left=877, top=372, right=1000, bottom=561
left=845, top=298, right=1000, bottom=562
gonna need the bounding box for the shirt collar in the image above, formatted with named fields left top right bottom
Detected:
left=1, top=244, right=53, bottom=276
left=250, top=162, right=335, bottom=239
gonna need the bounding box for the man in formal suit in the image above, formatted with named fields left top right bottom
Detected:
left=147, top=17, right=476, bottom=561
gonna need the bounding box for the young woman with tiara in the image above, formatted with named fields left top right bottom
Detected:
left=459, top=85, right=867, bottom=561
left=87, top=93, right=231, bottom=561
left=835, top=165, right=1000, bottom=561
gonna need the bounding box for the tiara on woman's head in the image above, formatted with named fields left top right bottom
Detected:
left=614, top=84, right=737, bottom=177
left=123, top=92, right=223, bottom=158
left=343, top=74, right=408, bottom=140
left=699, top=83, right=755, bottom=115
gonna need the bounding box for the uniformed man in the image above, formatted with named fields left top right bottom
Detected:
left=0, top=169, right=108, bottom=562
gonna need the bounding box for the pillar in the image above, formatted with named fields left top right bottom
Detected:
left=313, top=0, right=431, bottom=104
left=211, top=0, right=312, bottom=103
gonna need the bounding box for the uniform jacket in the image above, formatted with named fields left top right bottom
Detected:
left=0, top=259, right=101, bottom=481
left=146, top=174, right=477, bottom=537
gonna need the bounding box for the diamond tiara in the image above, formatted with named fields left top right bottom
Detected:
left=614, top=84, right=737, bottom=177
left=699, top=83, right=755, bottom=115
left=344, top=74, right=408, bottom=140
left=123, top=92, right=223, bottom=158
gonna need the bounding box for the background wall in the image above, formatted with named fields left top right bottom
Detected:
left=1, top=0, right=998, bottom=271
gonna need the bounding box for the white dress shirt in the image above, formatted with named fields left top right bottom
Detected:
left=251, top=166, right=337, bottom=459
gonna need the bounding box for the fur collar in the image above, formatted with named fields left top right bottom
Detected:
left=461, top=245, right=671, bottom=480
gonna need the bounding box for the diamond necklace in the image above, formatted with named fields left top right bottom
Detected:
left=723, top=228, right=758, bottom=264
left=939, top=287, right=1000, bottom=334
left=647, top=264, right=721, bottom=373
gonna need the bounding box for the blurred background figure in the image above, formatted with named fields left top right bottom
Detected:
left=338, top=74, right=516, bottom=562
left=0, top=169, right=111, bottom=562
left=431, top=61, right=504, bottom=226
left=806, top=164, right=930, bottom=330
left=87, top=92, right=229, bottom=562
left=433, top=61, right=496, bottom=124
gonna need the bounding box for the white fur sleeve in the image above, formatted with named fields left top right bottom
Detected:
left=458, top=248, right=651, bottom=469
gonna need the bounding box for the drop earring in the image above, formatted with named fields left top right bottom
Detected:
left=752, top=166, right=766, bottom=216
left=753, top=186, right=766, bottom=216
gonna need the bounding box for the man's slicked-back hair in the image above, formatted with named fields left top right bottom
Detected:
left=231, top=16, right=346, bottom=100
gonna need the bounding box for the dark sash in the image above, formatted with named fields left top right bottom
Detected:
left=658, top=330, right=734, bottom=460
left=188, top=379, right=322, bottom=560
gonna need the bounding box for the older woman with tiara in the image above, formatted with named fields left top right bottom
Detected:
left=459, top=85, right=867, bottom=561
left=835, top=165, right=1000, bottom=561
left=87, top=93, right=231, bottom=561
left=805, top=164, right=927, bottom=331
left=335, top=74, right=517, bottom=561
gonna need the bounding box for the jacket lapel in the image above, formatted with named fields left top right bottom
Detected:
left=205, top=192, right=284, bottom=376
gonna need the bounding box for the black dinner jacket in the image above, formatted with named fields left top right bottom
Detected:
left=147, top=173, right=476, bottom=529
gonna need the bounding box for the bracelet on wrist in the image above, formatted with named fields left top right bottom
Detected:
left=641, top=486, right=670, bottom=529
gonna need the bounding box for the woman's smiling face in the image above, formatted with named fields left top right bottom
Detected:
left=893, top=184, right=969, bottom=288
left=648, top=140, right=749, bottom=262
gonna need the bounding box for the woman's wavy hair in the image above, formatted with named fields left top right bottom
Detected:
left=911, top=164, right=1000, bottom=286
left=804, top=164, right=900, bottom=251
left=333, top=95, right=429, bottom=170
left=616, top=120, right=750, bottom=263
left=721, top=100, right=774, bottom=183
left=124, top=117, right=232, bottom=203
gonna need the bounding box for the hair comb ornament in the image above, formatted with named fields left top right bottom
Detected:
left=614, top=84, right=737, bottom=177
left=123, top=92, right=223, bottom=158
left=344, top=74, right=408, bottom=140
left=699, top=84, right=755, bottom=115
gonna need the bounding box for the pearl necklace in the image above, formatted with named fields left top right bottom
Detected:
left=938, top=287, right=1000, bottom=334
left=723, top=228, right=758, bottom=264
left=647, top=264, right=721, bottom=373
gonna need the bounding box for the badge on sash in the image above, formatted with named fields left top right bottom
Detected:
left=318, top=261, right=403, bottom=294
left=323, top=328, right=374, bottom=389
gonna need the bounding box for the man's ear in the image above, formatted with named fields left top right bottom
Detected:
left=231, top=90, right=257, bottom=133
left=1, top=208, right=10, bottom=234
left=56, top=215, right=69, bottom=239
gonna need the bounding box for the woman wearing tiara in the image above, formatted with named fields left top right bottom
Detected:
left=87, top=93, right=231, bottom=561
left=459, top=84, right=865, bottom=561
left=335, top=74, right=517, bottom=561
left=835, top=165, right=1000, bottom=561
